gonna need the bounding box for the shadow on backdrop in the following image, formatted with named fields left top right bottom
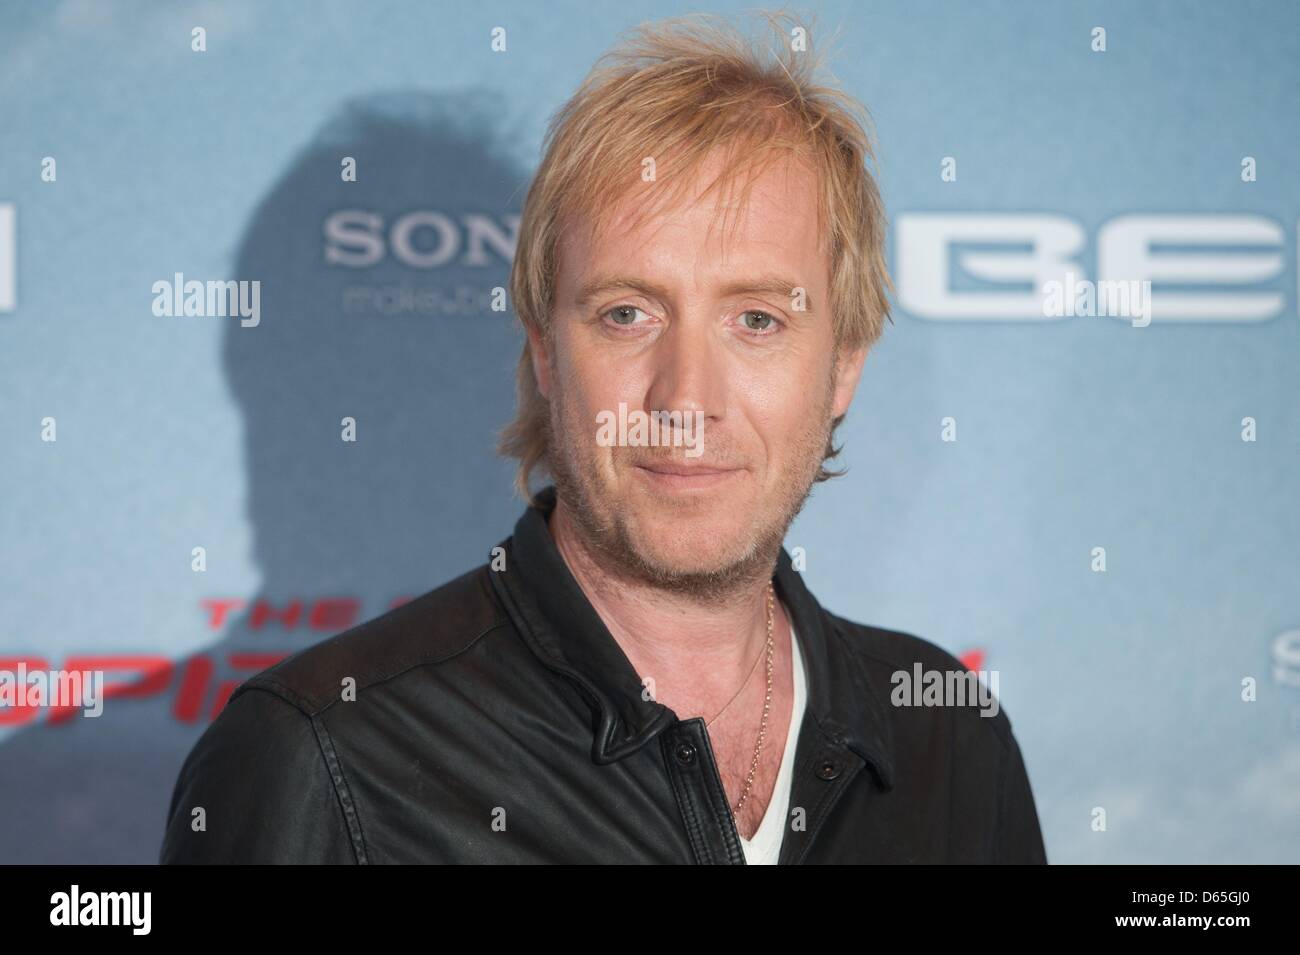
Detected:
left=0, top=90, right=527, bottom=862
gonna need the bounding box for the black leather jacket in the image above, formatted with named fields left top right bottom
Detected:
left=160, top=486, right=1048, bottom=864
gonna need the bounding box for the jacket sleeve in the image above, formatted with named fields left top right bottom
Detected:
left=995, top=726, right=1048, bottom=864
left=159, top=686, right=359, bottom=864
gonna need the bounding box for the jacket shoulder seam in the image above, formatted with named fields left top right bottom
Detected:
left=312, top=618, right=514, bottom=717
left=234, top=616, right=514, bottom=718
left=309, top=712, right=368, bottom=864
left=215, top=685, right=365, bottom=863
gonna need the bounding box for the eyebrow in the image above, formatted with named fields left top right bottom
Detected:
left=574, top=274, right=814, bottom=312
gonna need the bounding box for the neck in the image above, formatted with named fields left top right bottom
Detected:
left=547, top=496, right=788, bottom=720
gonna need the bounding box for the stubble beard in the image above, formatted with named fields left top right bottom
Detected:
left=542, top=371, right=837, bottom=604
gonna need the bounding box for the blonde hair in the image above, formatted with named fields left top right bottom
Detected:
left=498, top=10, right=894, bottom=505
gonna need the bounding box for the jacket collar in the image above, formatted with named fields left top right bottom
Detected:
left=489, top=485, right=894, bottom=789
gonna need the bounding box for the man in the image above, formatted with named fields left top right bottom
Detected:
left=160, top=13, right=1047, bottom=864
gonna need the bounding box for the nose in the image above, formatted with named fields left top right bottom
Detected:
left=641, top=315, right=725, bottom=435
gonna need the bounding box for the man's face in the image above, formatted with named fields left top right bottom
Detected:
left=531, top=149, right=867, bottom=596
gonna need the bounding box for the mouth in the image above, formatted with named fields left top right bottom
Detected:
left=632, top=462, right=744, bottom=491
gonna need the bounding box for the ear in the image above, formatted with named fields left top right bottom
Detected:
left=525, top=321, right=553, bottom=399
left=830, top=344, right=868, bottom=418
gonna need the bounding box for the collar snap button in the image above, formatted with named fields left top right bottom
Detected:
left=817, top=760, right=840, bottom=780
left=674, top=741, right=697, bottom=765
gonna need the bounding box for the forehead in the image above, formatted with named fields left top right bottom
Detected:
left=556, top=149, right=830, bottom=292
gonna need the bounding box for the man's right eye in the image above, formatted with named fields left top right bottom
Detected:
left=603, top=305, right=651, bottom=326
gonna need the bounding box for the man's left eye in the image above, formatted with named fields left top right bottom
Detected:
left=740, top=310, right=779, bottom=332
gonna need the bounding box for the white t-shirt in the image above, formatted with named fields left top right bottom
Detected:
left=738, top=621, right=807, bottom=865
